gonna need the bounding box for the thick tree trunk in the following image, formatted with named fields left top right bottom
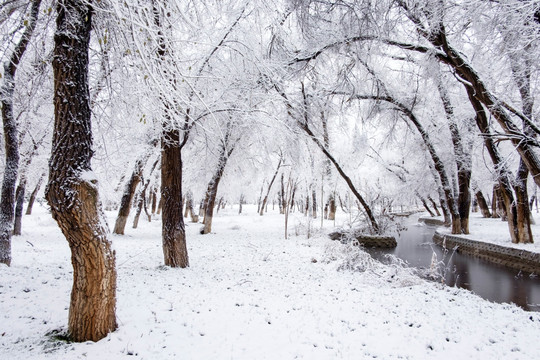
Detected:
left=47, top=0, right=116, bottom=341
left=0, top=0, right=41, bottom=265
left=26, top=172, right=44, bottom=215
left=152, top=1, right=189, bottom=268
left=161, top=131, right=189, bottom=267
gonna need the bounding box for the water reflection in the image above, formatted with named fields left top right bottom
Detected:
left=366, top=219, right=540, bottom=311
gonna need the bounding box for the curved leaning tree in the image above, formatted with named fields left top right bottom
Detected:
left=46, top=0, right=117, bottom=342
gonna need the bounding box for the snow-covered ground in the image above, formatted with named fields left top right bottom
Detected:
left=1, top=204, right=540, bottom=359
left=432, top=211, right=540, bottom=253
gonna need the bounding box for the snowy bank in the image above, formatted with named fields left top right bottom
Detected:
left=1, top=205, right=539, bottom=359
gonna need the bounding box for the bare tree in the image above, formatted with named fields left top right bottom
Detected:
left=201, top=117, right=239, bottom=234
left=113, top=137, right=157, bottom=234
left=0, top=0, right=41, bottom=265
left=259, top=153, right=283, bottom=216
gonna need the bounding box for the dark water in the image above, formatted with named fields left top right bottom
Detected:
left=367, top=217, right=540, bottom=312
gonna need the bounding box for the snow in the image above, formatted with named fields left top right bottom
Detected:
left=1, top=204, right=540, bottom=359
left=434, top=212, right=540, bottom=253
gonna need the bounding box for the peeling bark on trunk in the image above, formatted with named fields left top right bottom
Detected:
left=47, top=0, right=116, bottom=341
left=0, top=0, right=41, bottom=266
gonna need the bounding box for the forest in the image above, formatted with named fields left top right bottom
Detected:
left=1, top=0, right=540, bottom=358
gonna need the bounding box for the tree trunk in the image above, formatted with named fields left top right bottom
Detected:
left=201, top=131, right=236, bottom=234
left=475, top=190, right=492, bottom=218
left=279, top=173, right=286, bottom=214
left=436, top=77, right=472, bottom=234
left=311, top=188, right=317, bottom=218
left=466, top=87, right=531, bottom=244
left=0, top=0, right=41, bottom=265
left=152, top=1, right=189, bottom=268
left=260, top=155, right=282, bottom=216
left=161, top=131, right=188, bottom=267
left=132, top=158, right=159, bottom=229
left=151, top=187, right=157, bottom=214
left=12, top=180, right=26, bottom=236
left=420, top=197, right=435, bottom=217
left=132, top=187, right=145, bottom=229
left=427, top=196, right=441, bottom=216
left=513, top=161, right=533, bottom=243
left=491, top=186, right=499, bottom=219
left=425, top=24, right=540, bottom=190
left=202, top=179, right=220, bottom=234
left=238, top=194, right=244, bottom=214
left=113, top=141, right=156, bottom=235
left=47, top=0, right=116, bottom=341
left=184, top=192, right=191, bottom=218
left=328, top=193, right=336, bottom=220
left=26, top=172, right=45, bottom=215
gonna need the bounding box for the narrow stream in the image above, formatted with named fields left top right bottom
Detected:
left=366, top=216, right=540, bottom=311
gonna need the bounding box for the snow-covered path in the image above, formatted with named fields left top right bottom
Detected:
left=1, top=205, right=539, bottom=359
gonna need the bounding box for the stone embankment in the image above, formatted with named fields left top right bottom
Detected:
left=432, top=231, right=540, bottom=274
